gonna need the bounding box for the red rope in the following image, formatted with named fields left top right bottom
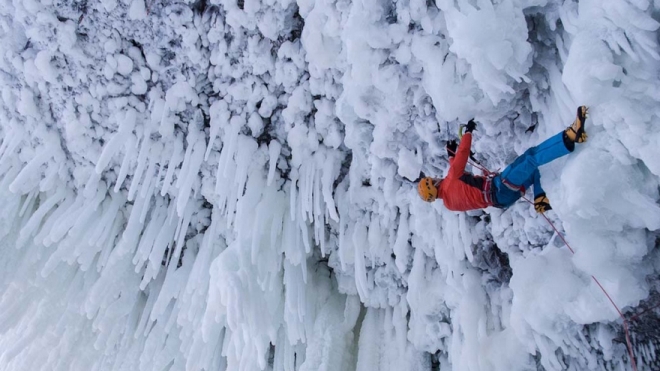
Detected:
left=519, top=193, right=638, bottom=370
left=460, top=152, right=643, bottom=370
left=443, top=145, right=655, bottom=369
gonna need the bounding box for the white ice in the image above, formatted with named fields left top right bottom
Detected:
left=0, top=0, right=659, bottom=371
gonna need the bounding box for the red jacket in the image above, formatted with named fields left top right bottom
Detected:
left=437, top=133, right=491, bottom=211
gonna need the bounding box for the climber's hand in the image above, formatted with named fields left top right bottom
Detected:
left=447, top=140, right=458, bottom=157
left=534, top=193, right=552, bottom=214
left=465, top=119, right=477, bottom=133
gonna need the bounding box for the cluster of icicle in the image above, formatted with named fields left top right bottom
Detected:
left=0, top=49, right=355, bottom=371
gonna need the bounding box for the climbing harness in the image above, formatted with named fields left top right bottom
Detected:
left=482, top=176, right=495, bottom=206
left=502, top=178, right=525, bottom=195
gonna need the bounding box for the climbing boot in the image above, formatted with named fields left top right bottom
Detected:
left=565, top=106, right=588, bottom=143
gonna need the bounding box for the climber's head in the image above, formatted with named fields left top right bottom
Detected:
left=417, top=177, right=441, bottom=202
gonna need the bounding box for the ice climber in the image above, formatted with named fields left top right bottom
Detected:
left=417, top=106, right=589, bottom=213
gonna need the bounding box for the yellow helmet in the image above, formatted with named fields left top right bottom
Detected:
left=418, top=177, right=439, bottom=202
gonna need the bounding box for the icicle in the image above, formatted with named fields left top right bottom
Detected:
left=168, top=202, right=194, bottom=276
left=282, top=215, right=299, bottom=265
left=97, top=216, right=123, bottom=271
left=141, top=202, right=178, bottom=288
left=392, top=207, right=411, bottom=274
left=353, top=223, right=369, bottom=301
left=133, top=202, right=167, bottom=270
left=83, top=170, right=102, bottom=200
left=186, top=323, right=224, bottom=371
left=313, top=165, right=323, bottom=249
left=299, top=216, right=311, bottom=255
left=214, top=116, right=242, bottom=196
left=38, top=163, right=60, bottom=192
left=77, top=232, right=104, bottom=272
left=267, top=140, right=282, bottom=186
left=233, top=135, right=257, bottom=199
left=297, top=263, right=307, bottom=318
left=113, top=134, right=137, bottom=193
left=159, top=105, right=175, bottom=140
left=393, top=302, right=409, bottom=352
left=162, top=134, right=184, bottom=196
left=32, top=189, right=74, bottom=245
left=0, top=154, right=15, bottom=181
left=289, top=169, right=298, bottom=221
left=113, top=190, right=150, bottom=258
left=205, top=99, right=230, bottom=161
left=306, top=164, right=315, bottom=223
left=87, top=193, right=123, bottom=247
left=636, top=33, right=660, bottom=60
left=355, top=308, right=384, bottom=371
left=164, top=303, right=181, bottom=334
left=175, top=135, right=195, bottom=190
left=321, top=151, right=340, bottom=222
left=185, top=207, right=221, bottom=307
left=127, top=128, right=152, bottom=201
left=177, top=139, right=205, bottom=217
left=269, top=197, right=285, bottom=258
left=0, top=133, right=9, bottom=160
left=69, top=183, right=108, bottom=239
left=139, top=180, right=156, bottom=224
left=367, top=217, right=380, bottom=269
left=299, top=162, right=311, bottom=222
left=160, top=81, right=197, bottom=138
left=9, top=146, right=52, bottom=194
left=17, top=187, right=67, bottom=246
left=250, top=201, right=266, bottom=265
left=45, top=194, right=86, bottom=246
left=95, top=109, right=136, bottom=174
left=18, top=189, right=38, bottom=217
left=0, top=131, right=24, bottom=168
left=139, top=142, right=161, bottom=199
left=338, top=219, right=347, bottom=270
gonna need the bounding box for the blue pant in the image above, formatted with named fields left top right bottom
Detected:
left=492, top=132, right=571, bottom=208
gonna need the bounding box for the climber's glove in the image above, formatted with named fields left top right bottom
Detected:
left=534, top=193, right=552, bottom=214
left=447, top=140, right=458, bottom=157
left=465, top=119, right=477, bottom=133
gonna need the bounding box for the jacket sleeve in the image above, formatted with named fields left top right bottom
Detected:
left=448, top=132, right=472, bottom=178
left=532, top=168, right=545, bottom=197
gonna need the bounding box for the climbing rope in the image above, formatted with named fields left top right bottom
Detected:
left=444, top=131, right=660, bottom=368
left=519, top=194, right=639, bottom=371
left=461, top=151, right=654, bottom=371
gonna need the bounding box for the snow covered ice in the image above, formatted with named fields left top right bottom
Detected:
left=0, top=0, right=660, bottom=370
